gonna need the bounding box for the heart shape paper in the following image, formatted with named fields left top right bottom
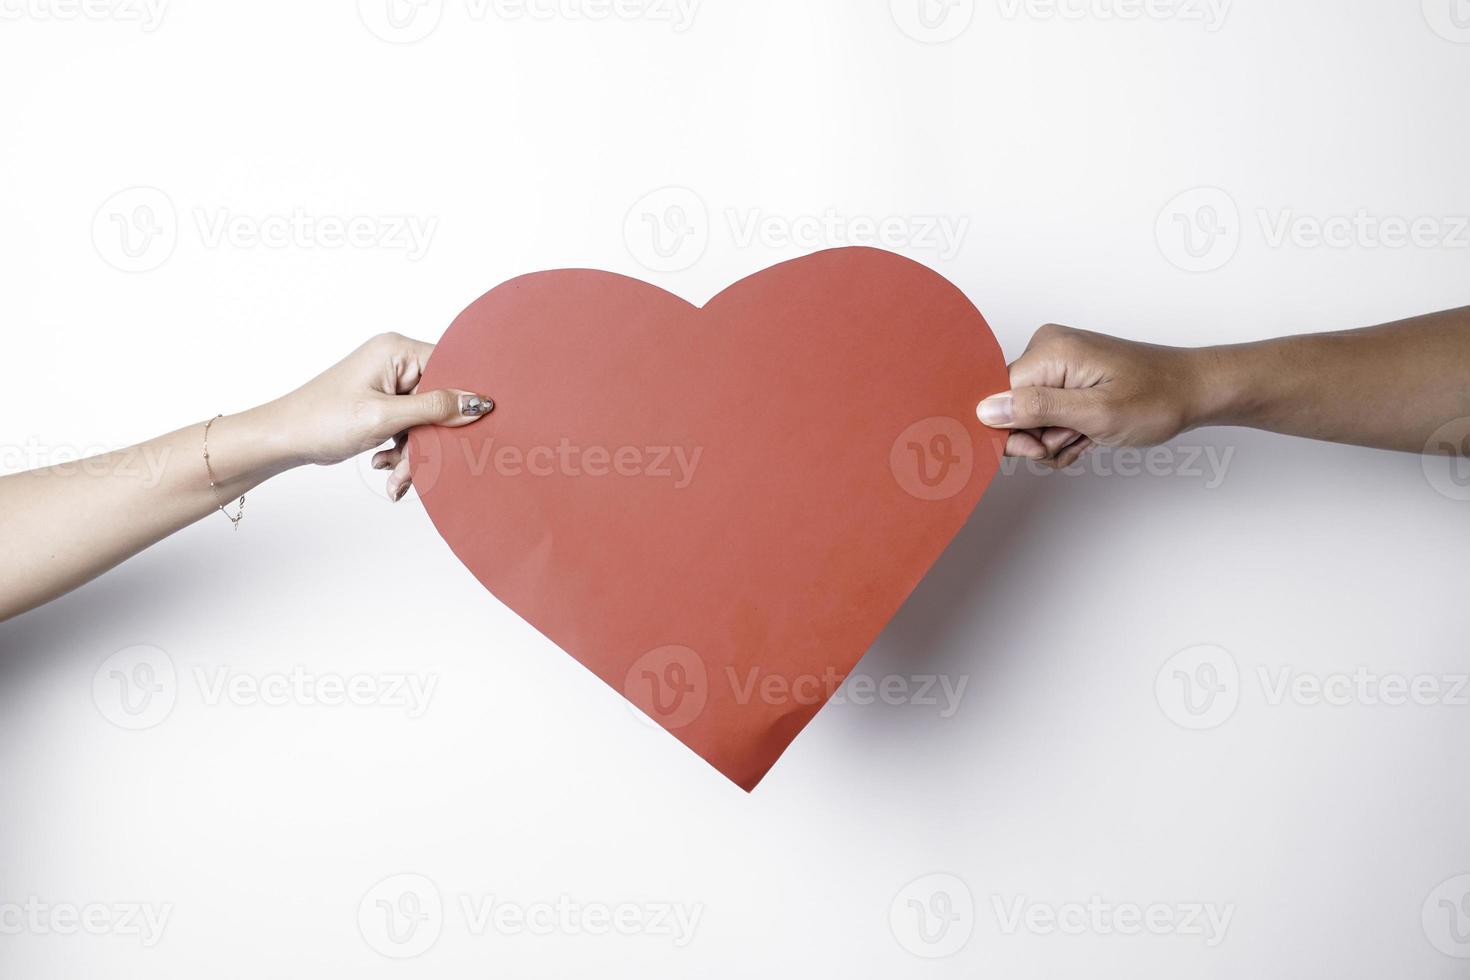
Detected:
left=410, top=247, right=1008, bottom=790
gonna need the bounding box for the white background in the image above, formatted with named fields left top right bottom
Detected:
left=3, top=0, right=1470, bottom=976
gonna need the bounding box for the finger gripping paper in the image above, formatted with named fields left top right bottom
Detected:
left=409, top=247, right=1009, bottom=790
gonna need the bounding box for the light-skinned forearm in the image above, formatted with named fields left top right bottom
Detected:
left=0, top=332, right=492, bottom=623
left=0, top=403, right=299, bottom=621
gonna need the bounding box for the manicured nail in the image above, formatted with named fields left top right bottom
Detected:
left=978, top=393, right=1013, bottom=427
left=392, top=482, right=408, bottom=502
left=460, top=393, right=494, bottom=417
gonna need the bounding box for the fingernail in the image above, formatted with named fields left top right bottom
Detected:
left=372, top=458, right=390, bottom=471
left=392, top=483, right=409, bottom=502
left=978, top=394, right=1013, bottom=427
left=460, top=393, right=494, bottom=417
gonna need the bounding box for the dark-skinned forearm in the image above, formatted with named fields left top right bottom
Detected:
left=1190, top=307, right=1470, bottom=453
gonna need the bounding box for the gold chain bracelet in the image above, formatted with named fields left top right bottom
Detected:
left=202, top=414, right=246, bottom=530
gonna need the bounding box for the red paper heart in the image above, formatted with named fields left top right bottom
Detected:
left=410, top=247, right=1008, bottom=790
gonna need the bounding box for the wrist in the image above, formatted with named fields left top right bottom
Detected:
left=1181, top=344, right=1252, bottom=432
left=209, top=402, right=304, bottom=490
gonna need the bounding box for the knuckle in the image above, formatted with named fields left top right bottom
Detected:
left=1034, top=322, right=1072, bottom=347
left=351, top=398, right=389, bottom=442
left=1037, top=323, right=1092, bottom=361
left=351, top=397, right=378, bottom=424
left=1023, top=387, right=1050, bottom=424
left=349, top=399, right=385, bottom=431
left=426, top=389, right=458, bottom=418
left=1091, top=397, right=1119, bottom=431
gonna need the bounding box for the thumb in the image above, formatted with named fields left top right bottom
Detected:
left=381, top=388, right=494, bottom=432
left=977, top=386, right=1103, bottom=432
